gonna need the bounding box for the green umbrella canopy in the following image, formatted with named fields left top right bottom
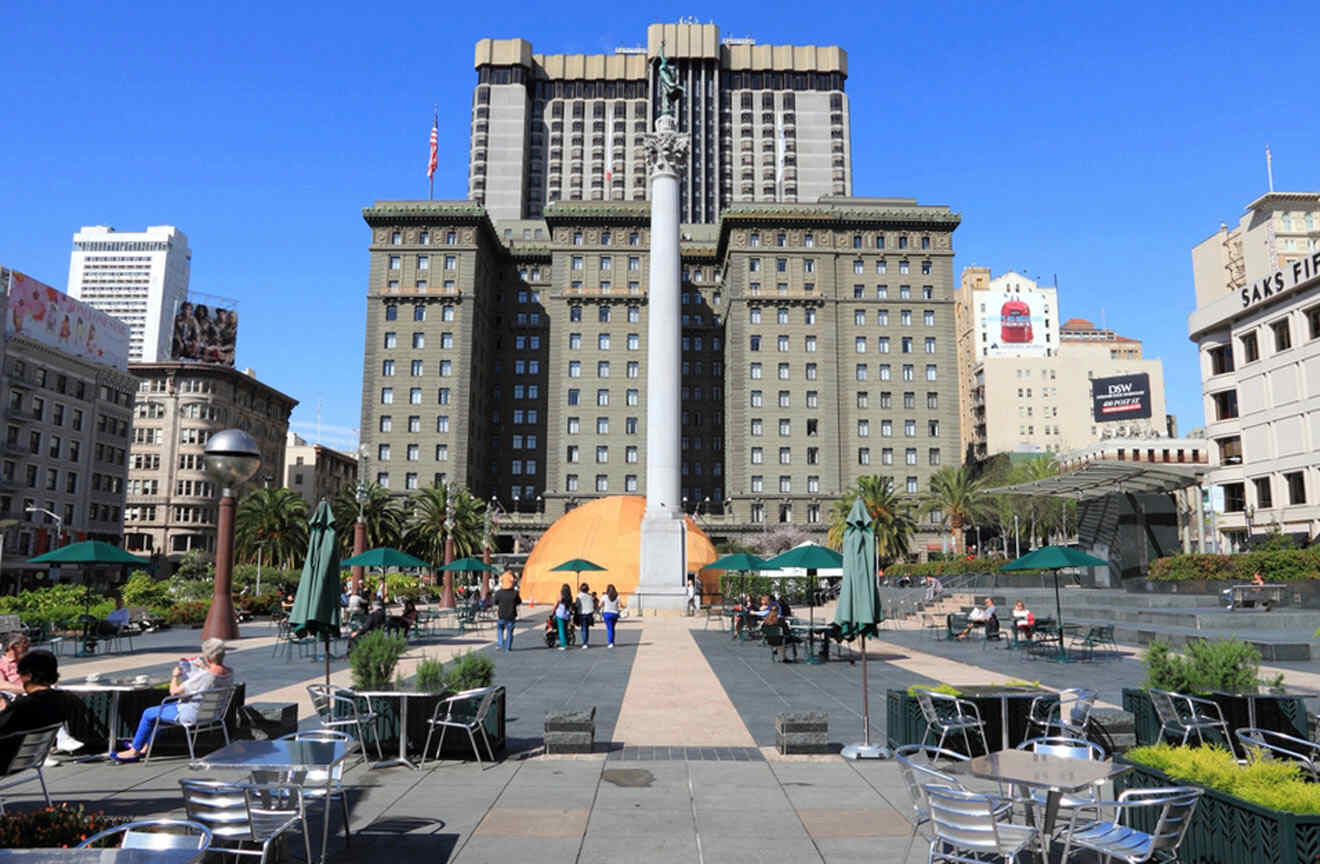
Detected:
left=835, top=498, right=880, bottom=639
left=703, top=553, right=769, bottom=572
left=550, top=558, right=607, bottom=572
left=341, top=547, right=428, bottom=569
left=764, top=544, right=844, bottom=571
left=439, top=556, right=500, bottom=572
left=289, top=501, right=342, bottom=639
left=28, top=541, right=150, bottom=566
left=999, top=546, right=1110, bottom=571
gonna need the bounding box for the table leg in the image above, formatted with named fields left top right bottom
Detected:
left=1001, top=696, right=1010, bottom=752
left=106, top=691, right=120, bottom=759
left=1041, top=788, right=1062, bottom=842
left=319, top=771, right=334, bottom=864
left=370, top=697, right=416, bottom=770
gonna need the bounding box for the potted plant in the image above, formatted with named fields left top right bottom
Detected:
left=349, top=631, right=407, bottom=690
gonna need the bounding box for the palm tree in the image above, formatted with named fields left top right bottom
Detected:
left=401, top=482, right=487, bottom=606
left=235, top=487, right=309, bottom=569
left=827, top=475, right=917, bottom=563
left=923, top=466, right=992, bottom=554
left=332, top=482, right=403, bottom=556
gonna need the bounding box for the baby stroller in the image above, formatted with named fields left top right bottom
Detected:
left=544, top=612, right=577, bottom=648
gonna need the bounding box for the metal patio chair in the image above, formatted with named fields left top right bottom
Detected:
left=143, top=685, right=234, bottom=764
left=1236, top=727, right=1320, bottom=779
left=926, top=784, right=1043, bottom=864
left=915, top=689, right=991, bottom=758
left=307, top=683, right=384, bottom=764
left=1027, top=688, right=1098, bottom=739
left=1015, top=736, right=1107, bottom=832
left=894, top=745, right=1014, bottom=863
left=0, top=723, right=59, bottom=814
left=421, top=687, right=497, bottom=767
left=1058, top=786, right=1201, bottom=864
left=79, top=819, right=212, bottom=851
left=1148, top=689, right=1233, bottom=754
left=180, top=779, right=311, bottom=864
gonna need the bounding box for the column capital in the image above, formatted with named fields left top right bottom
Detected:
left=645, top=114, right=689, bottom=178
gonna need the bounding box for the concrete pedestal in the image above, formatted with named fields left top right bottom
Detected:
left=637, top=510, right=688, bottom=612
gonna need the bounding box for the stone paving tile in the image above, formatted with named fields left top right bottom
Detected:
left=797, top=807, right=913, bottom=838
left=699, top=833, right=823, bottom=863
left=814, top=835, right=925, bottom=864
left=577, top=832, right=699, bottom=864
left=452, top=835, right=583, bottom=864
left=473, top=806, right=590, bottom=837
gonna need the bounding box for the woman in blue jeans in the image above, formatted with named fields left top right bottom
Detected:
left=114, top=638, right=232, bottom=762
left=600, top=584, right=621, bottom=648
left=554, top=584, right=573, bottom=650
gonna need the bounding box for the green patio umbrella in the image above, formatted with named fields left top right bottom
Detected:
left=289, top=501, right=341, bottom=685
left=341, top=547, right=428, bottom=569
left=836, top=498, right=886, bottom=759
left=438, top=556, right=499, bottom=572
left=29, top=540, right=152, bottom=619
left=703, top=553, right=769, bottom=604
left=550, top=558, right=606, bottom=573
left=1000, top=545, right=1109, bottom=660
left=765, top=544, right=843, bottom=662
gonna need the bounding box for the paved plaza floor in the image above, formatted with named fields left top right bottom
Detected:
left=11, top=605, right=1320, bottom=862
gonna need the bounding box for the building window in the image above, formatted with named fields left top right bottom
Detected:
left=1286, top=471, right=1307, bottom=505
left=1306, top=304, right=1320, bottom=341
left=1272, top=318, right=1292, bottom=352
left=380, top=387, right=393, bottom=404
left=1253, top=476, right=1272, bottom=509
left=929, top=448, right=942, bottom=466
left=906, top=476, right=918, bottom=494
left=858, top=447, right=870, bottom=465
left=1240, top=331, right=1259, bottom=363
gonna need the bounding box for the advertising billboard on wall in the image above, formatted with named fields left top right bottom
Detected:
left=4, top=268, right=131, bottom=370
left=171, top=296, right=237, bottom=366
left=977, top=290, right=1052, bottom=357
left=1091, top=372, right=1153, bottom=421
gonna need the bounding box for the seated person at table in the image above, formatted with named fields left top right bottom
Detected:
left=775, top=593, right=793, bottom=620
left=114, top=638, right=233, bottom=763
left=0, top=632, right=31, bottom=702
left=1011, top=600, right=1034, bottom=636
left=733, top=595, right=776, bottom=638
left=97, top=598, right=132, bottom=637
left=346, top=590, right=367, bottom=617
left=955, top=597, right=997, bottom=639
left=388, top=598, right=418, bottom=635
left=0, top=651, right=88, bottom=768
left=348, top=601, right=387, bottom=650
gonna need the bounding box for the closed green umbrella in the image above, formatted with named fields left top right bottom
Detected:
left=765, top=544, right=843, bottom=663
left=836, top=498, right=886, bottom=759
left=289, top=501, right=341, bottom=685
left=1000, top=545, right=1109, bottom=661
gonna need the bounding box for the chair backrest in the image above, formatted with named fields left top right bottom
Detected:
left=1058, top=688, right=1097, bottom=730
left=80, top=820, right=212, bottom=851
left=307, top=683, right=361, bottom=724
left=0, top=723, right=60, bottom=774
left=282, top=730, right=351, bottom=781
left=243, top=784, right=304, bottom=842
left=443, top=687, right=496, bottom=725
left=914, top=689, right=941, bottom=724
left=984, top=615, right=1000, bottom=639
left=180, top=778, right=253, bottom=840
left=894, top=745, right=970, bottom=823
left=1018, top=735, right=1105, bottom=761
left=1125, top=787, right=1201, bottom=859
left=1148, top=690, right=1183, bottom=727
left=925, top=784, right=1006, bottom=855
left=1236, top=728, right=1320, bottom=776
left=189, top=686, right=235, bottom=725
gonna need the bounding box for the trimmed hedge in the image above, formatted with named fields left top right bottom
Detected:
left=885, top=557, right=1047, bottom=581
left=1127, top=743, right=1320, bottom=815
left=1149, top=548, right=1320, bottom=582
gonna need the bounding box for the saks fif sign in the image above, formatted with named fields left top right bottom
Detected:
left=1241, top=250, right=1320, bottom=308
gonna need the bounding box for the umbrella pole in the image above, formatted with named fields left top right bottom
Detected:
left=1053, top=570, right=1067, bottom=661
left=325, top=633, right=331, bottom=686
left=806, top=570, right=822, bottom=665
left=842, top=633, right=889, bottom=759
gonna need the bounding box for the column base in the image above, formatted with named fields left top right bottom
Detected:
left=637, top=511, right=687, bottom=612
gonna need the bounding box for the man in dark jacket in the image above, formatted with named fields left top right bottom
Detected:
left=347, top=601, right=387, bottom=652
left=493, top=571, right=521, bottom=652
left=0, top=650, right=88, bottom=770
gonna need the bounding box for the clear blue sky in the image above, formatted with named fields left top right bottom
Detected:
left=4, top=0, right=1318, bottom=452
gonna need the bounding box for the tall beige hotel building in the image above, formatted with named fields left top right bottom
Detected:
left=359, top=22, right=962, bottom=553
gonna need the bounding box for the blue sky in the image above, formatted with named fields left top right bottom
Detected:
left=4, top=0, right=1318, bottom=451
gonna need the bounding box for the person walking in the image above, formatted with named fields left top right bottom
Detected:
left=685, top=575, right=697, bottom=616
left=600, top=584, right=621, bottom=648
left=493, top=571, right=521, bottom=652
left=576, top=582, right=595, bottom=649
left=554, top=584, right=573, bottom=650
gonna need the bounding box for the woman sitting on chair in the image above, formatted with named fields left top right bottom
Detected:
left=114, top=638, right=232, bottom=763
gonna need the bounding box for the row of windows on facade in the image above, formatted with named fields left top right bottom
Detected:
left=6, top=392, right=90, bottom=431
left=1208, top=304, right=1320, bottom=375
left=386, top=230, right=459, bottom=246
left=5, top=427, right=125, bottom=467
left=124, top=478, right=215, bottom=498
left=747, top=362, right=940, bottom=382
left=387, top=255, right=459, bottom=271
left=748, top=308, right=939, bottom=328
left=748, top=256, right=933, bottom=275
left=746, top=284, right=938, bottom=300
left=749, top=334, right=939, bottom=354
left=0, top=497, right=119, bottom=531
left=138, top=378, right=218, bottom=395
left=1, top=460, right=123, bottom=496
left=135, top=400, right=223, bottom=421
left=1219, top=470, right=1311, bottom=513
left=745, top=231, right=926, bottom=252
left=10, top=359, right=133, bottom=407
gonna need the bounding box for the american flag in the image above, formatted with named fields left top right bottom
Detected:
left=427, top=115, right=438, bottom=181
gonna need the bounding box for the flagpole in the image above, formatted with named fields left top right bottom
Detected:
left=428, top=105, right=438, bottom=201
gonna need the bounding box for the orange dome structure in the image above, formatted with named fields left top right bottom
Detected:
left=520, top=496, right=718, bottom=605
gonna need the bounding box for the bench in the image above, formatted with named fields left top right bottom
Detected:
left=777, top=712, right=828, bottom=755
left=1230, top=584, right=1289, bottom=610
left=544, top=707, right=595, bottom=754
left=238, top=702, right=299, bottom=740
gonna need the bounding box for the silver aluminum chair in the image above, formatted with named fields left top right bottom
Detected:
left=915, top=689, right=991, bottom=758
left=1148, top=689, right=1233, bottom=753
left=143, top=685, right=234, bottom=764
left=1015, top=736, right=1107, bottom=831
left=1027, top=688, right=1097, bottom=739
left=307, top=683, right=384, bottom=763
left=895, top=745, right=1014, bottom=863
left=925, top=784, right=1043, bottom=864
left=421, top=687, right=497, bottom=767
left=79, top=819, right=212, bottom=851
left=250, top=730, right=353, bottom=844
left=179, top=778, right=312, bottom=864
left=0, top=723, right=59, bottom=814
left=1236, top=727, right=1320, bottom=778
left=1058, top=786, right=1201, bottom=864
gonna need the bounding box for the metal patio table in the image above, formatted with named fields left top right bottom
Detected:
left=192, top=738, right=349, bottom=864
left=354, top=689, right=440, bottom=769
left=0, top=851, right=204, bottom=864
left=967, top=749, right=1131, bottom=840
left=62, top=678, right=160, bottom=760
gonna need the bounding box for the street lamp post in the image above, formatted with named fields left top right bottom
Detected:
left=202, top=430, right=262, bottom=640
left=26, top=507, right=64, bottom=585
left=352, top=446, right=369, bottom=595
left=479, top=496, right=494, bottom=604
left=440, top=484, right=456, bottom=608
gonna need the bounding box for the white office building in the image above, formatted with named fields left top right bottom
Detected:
left=67, top=225, right=191, bottom=362
left=1190, top=191, right=1320, bottom=548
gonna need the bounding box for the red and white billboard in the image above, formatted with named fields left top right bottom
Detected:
left=977, top=289, right=1052, bottom=357
left=4, top=268, right=131, bottom=370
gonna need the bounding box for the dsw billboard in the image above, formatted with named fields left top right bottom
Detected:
left=978, top=289, right=1051, bottom=357
left=1091, top=373, right=1152, bottom=421
left=4, top=268, right=130, bottom=370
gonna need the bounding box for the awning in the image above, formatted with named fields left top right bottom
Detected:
left=986, top=461, right=1206, bottom=500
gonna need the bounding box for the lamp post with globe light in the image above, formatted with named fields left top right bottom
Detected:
left=440, top=484, right=456, bottom=608
left=202, top=429, right=262, bottom=640
left=352, top=444, right=369, bottom=595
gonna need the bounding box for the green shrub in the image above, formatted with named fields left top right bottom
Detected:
left=1127, top=743, right=1320, bottom=815
left=0, top=585, right=113, bottom=628
left=237, top=591, right=281, bottom=616
left=884, top=557, right=1046, bottom=583
left=121, top=570, right=171, bottom=611
left=443, top=650, right=495, bottom=692
left=165, top=601, right=210, bottom=627
left=1148, top=547, right=1320, bottom=581
left=907, top=683, right=961, bottom=697
left=414, top=657, right=448, bottom=693
left=1143, top=638, right=1274, bottom=694
left=349, top=631, right=408, bottom=690
left=0, top=805, right=124, bottom=848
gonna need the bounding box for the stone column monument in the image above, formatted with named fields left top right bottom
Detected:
left=636, top=50, right=690, bottom=612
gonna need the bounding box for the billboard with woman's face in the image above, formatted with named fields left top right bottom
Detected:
left=171, top=298, right=237, bottom=366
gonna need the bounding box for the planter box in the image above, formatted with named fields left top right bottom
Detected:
left=67, top=683, right=247, bottom=756
left=1116, top=758, right=1320, bottom=864
left=885, top=688, right=1055, bottom=755
left=1121, top=688, right=1308, bottom=747
left=354, top=686, right=505, bottom=758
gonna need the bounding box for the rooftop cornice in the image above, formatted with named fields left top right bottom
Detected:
left=543, top=200, right=651, bottom=225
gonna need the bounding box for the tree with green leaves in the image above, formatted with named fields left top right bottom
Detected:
left=332, top=482, right=404, bottom=556
left=401, top=482, right=487, bottom=566
left=234, top=487, right=309, bottom=569
left=827, top=475, right=917, bottom=564
left=922, top=466, right=993, bottom=554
